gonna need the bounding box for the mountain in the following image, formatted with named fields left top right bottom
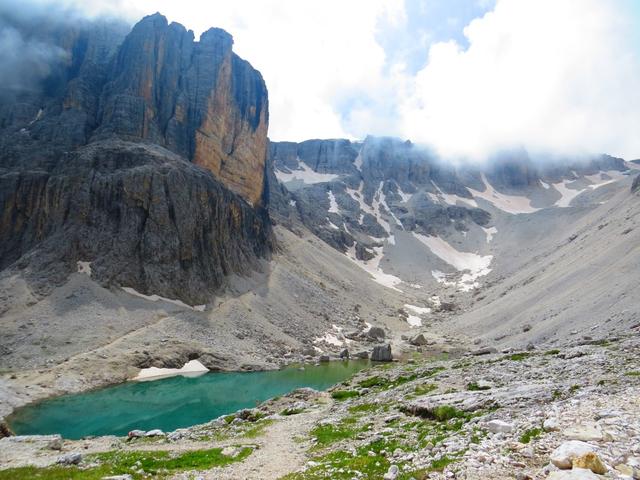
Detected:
left=0, top=13, right=271, bottom=305
left=268, top=135, right=632, bottom=294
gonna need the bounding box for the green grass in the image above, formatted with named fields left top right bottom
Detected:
left=310, top=419, right=363, bottom=446
left=429, top=405, right=470, bottom=422
left=414, top=383, right=438, bottom=396
left=241, top=419, right=274, bottom=438
left=0, top=447, right=252, bottom=480
left=357, top=373, right=418, bottom=390
left=519, top=427, right=543, bottom=444
left=545, top=349, right=561, bottom=355
left=466, top=382, right=491, bottom=391
left=504, top=352, right=531, bottom=361
left=624, top=371, right=640, bottom=377
left=331, top=390, right=360, bottom=400
left=281, top=407, right=305, bottom=416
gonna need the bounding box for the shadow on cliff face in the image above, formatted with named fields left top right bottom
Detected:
left=0, top=141, right=273, bottom=305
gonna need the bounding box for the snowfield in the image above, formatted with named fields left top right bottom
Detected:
left=468, top=173, right=539, bottom=214
left=275, top=161, right=340, bottom=185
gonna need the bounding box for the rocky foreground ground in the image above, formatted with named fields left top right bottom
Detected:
left=0, top=332, right=638, bottom=480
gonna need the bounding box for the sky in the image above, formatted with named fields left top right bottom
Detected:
left=6, top=0, right=640, bottom=160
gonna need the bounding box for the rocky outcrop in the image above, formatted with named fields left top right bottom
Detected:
left=95, top=14, right=269, bottom=206
left=0, top=13, right=272, bottom=303
left=0, top=141, right=271, bottom=304
left=632, top=174, right=640, bottom=194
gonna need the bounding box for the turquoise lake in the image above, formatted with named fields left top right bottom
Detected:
left=8, top=361, right=369, bottom=440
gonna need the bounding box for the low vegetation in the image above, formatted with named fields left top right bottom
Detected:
left=0, top=447, right=252, bottom=480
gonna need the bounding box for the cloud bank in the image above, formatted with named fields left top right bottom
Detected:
left=396, top=0, right=640, bottom=160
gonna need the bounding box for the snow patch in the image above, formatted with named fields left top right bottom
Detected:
left=122, top=287, right=206, bottom=311
left=482, top=226, right=497, bottom=243
left=133, top=360, right=209, bottom=382
left=289, top=199, right=297, bottom=207
left=414, top=233, right=492, bottom=291
left=469, top=174, right=539, bottom=214
left=77, top=261, right=92, bottom=277
left=275, top=160, right=339, bottom=185
left=432, top=181, right=478, bottom=208
left=345, top=244, right=403, bottom=292
left=552, top=180, right=586, bottom=208
left=406, top=315, right=422, bottom=327
left=405, top=304, right=431, bottom=315
left=397, top=187, right=413, bottom=203
left=540, top=180, right=550, bottom=189
left=327, top=190, right=340, bottom=213
left=314, top=325, right=352, bottom=347
left=327, top=219, right=340, bottom=230
left=584, top=170, right=626, bottom=190
left=354, top=151, right=363, bottom=172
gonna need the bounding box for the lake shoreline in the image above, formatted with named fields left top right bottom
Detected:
left=1, top=356, right=372, bottom=438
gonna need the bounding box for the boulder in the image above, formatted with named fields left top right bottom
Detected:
left=548, top=469, right=601, bottom=480
left=0, top=421, right=13, bottom=438
left=409, top=334, right=429, bottom=346
left=563, top=423, right=604, bottom=442
left=544, top=418, right=561, bottom=432
left=127, top=430, right=145, bottom=439
left=383, top=464, right=399, bottom=480
left=486, top=420, right=515, bottom=434
left=319, top=355, right=330, bottom=363
left=371, top=344, right=392, bottom=362
left=339, top=349, right=349, bottom=359
left=550, top=441, right=597, bottom=469
left=353, top=351, right=369, bottom=359
left=46, top=435, right=63, bottom=450
left=573, top=452, right=607, bottom=475
left=57, top=452, right=82, bottom=465
left=367, top=327, right=386, bottom=341
left=471, top=347, right=497, bottom=356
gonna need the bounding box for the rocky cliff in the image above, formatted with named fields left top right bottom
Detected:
left=0, top=13, right=271, bottom=303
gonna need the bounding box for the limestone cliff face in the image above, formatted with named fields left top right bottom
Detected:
left=0, top=13, right=272, bottom=303
left=95, top=14, right=269, bottom=206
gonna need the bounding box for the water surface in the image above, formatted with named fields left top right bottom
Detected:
left=9, top=360, right=368, bottom=439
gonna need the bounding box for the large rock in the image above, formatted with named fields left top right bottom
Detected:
left=550, top=441, right=597, bottom=469
left=548, top=469, right=601, bottom=480
left=371, top=344, right=392, bottom=362
left=573, top=452, right=607, bottom=475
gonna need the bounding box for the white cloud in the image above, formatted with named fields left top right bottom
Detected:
left=397, top=0, right=640, bottom=160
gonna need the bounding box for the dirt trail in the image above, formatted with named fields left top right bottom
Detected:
left=198, top=400, right=332, bottom=480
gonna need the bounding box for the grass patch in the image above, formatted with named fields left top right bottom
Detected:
left=281, top=407, right=305, bottom=416
left=430, top=405, right=470, bottom=422
left=519, top=427, right=543, bottom=444
left=545, top=349, right=560, bottom=355
left=331, top=390, right=360, bottom=401
left=624, top=371, right=640, bottom=377
left=505, top=352, right=531, bottom=361
left=241, top=419, right=274, bottom=438
left=357, top=373, right=418, bottom=390
left=414, top=383, right=438, bottom=396
left=466, top=382, right=491, bottom=391
left=310, top=418, right=364, bottom=447
left=0, top=447, right=252, bottom=480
